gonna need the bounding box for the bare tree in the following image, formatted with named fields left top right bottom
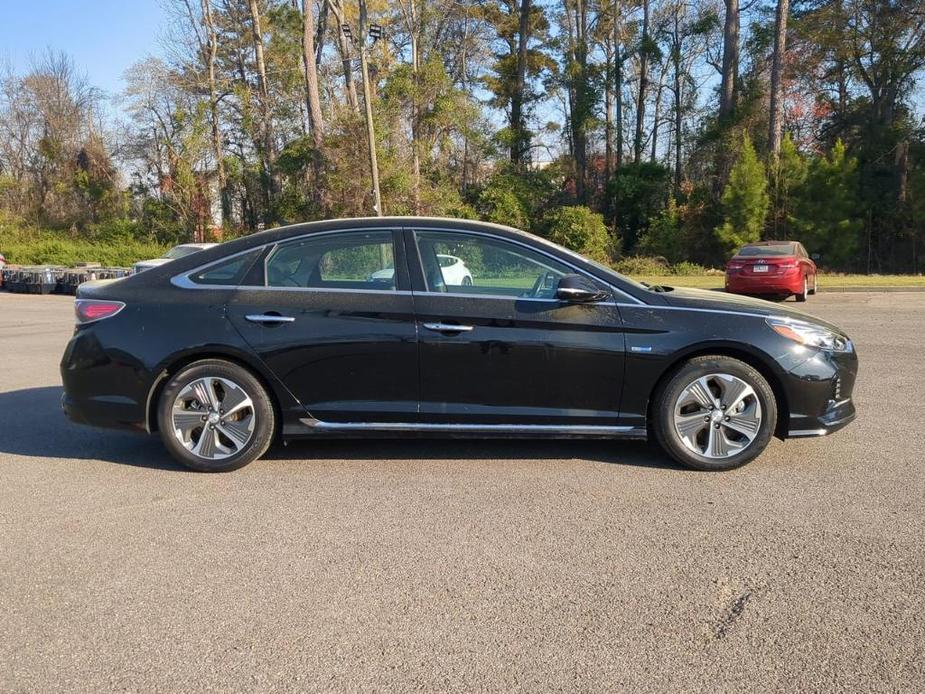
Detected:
left=768, top=0, right=790, bottom=160
left=634, top=0, right=650, bottom=164
left=301, top=0, right=325, bottom=149
left=719, top=0, right=739, bottom=119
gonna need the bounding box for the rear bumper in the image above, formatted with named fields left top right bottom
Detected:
left=726, top=274, right=803, bottom=295
left=60, top=327, right=151, bottom=431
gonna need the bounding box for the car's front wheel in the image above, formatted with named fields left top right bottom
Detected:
left=157, top=359, right=276, bottom=472
left=652, top=356, right=777, bottom=471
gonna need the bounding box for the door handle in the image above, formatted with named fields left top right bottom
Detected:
left=245, top=313, right=295, bottom=324
left=422, top=322, right=474, bottom=333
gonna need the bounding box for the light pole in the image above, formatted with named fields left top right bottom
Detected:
left=354, top=0, right=383, bottom=217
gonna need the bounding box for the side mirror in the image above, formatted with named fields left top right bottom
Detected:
left=556, top=274, right=609, bottom=303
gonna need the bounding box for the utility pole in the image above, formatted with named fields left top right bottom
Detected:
left=357, top=0, right=383, bottom=216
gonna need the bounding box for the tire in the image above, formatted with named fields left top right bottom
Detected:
left=795, top=276, right=808, bottom=302
left=652, top=355, right=777, bottom=471
left=157, top=359, right=276, bottom=472
left=808, top=274, right=818, bottom=295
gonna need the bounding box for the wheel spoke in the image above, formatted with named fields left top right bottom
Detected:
left=218, top=419, right=252, bottom=450
left=193, top=427, right=219, bottom=458
left=192, top=378, right=220, bottom=411
left=221, top=386, right=253, bottom=417
left=686, top=377, right=718, bottom=410
left=707, top=427, right=728, bottom=457
left=721, top=377, right=754, bottom=411
left=172, top=409, right=204, bottom=436
left=723, top=411, right=761, bottom=440
left=675, top=412, right=707, bottom=439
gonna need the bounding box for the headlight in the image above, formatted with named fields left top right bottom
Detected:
left=766, top=317, right=853, bottom=352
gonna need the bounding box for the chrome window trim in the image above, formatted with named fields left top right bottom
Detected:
left=299, top=418, right=646, bottom=437
left=172, top=227, right=405, bottom=293
left=172, top=225, right=649, bottom=305
left=409, top=226, right=645, bottom=305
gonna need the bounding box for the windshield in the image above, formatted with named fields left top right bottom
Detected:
left=164, top=245, right=204, bottom=260
left=737, top=244, right=795, bottom=257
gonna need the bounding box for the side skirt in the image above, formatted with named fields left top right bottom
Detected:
left=283, top=418, right=648, bottom=440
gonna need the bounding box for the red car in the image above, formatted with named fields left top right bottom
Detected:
left=725, top=241, right=817, bottom=302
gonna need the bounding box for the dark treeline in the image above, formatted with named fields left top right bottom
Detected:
left=0, top=0, right=923, bottom=272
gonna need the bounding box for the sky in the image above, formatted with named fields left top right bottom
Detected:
left=0, top=0, right=168, bottom=101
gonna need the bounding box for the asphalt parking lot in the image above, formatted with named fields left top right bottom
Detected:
left=1, top=291, right=923, bottom=692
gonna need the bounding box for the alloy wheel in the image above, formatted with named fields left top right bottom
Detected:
left=672, top=373, right=762, bottom=459
left=171, top=376, right=256, bottom=460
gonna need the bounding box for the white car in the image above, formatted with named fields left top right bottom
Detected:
left=133, top=243, right=218, bottom=274
left=369, top=254, right=473, bottom=286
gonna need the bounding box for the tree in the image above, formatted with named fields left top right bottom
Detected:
left=634, top=0, right=652, bottom=164
left=793, top=139, right=862, bottom=269
left=718, top=0, right=739, bottom=119
left=542, top=205, right=613, bottom=262
left=768, top=132, right=806, bottom=239
left=767, top=0, right=790, bottom=160
left=481, top=1, right=553, bottom=171
left=301, top=0, right=324, bottom=151
left=715, top=134, right=768, bottom=253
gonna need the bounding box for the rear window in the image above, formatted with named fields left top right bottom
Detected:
left=737, top=244, right=795, bottom=257
left=190, top=249, right=262, bottom=286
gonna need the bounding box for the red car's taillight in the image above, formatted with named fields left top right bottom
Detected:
left=75, top=299, right=126, bottom=324
left=726, top=263, right=744, bottom=272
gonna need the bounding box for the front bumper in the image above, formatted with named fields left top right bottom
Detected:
left=781, top=345, right=859, bottom=438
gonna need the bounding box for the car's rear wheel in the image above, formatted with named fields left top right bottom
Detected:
left=795, top=276, right=808, bottom=302
left=157, top=359, right=276, bottom=472
left=652, top=356, right=777, bottom=471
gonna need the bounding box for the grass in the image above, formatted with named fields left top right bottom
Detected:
left=631, top=274, right=925, bottom=290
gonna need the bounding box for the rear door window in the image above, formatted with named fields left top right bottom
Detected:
left=266, top=231, right=400, bottom=290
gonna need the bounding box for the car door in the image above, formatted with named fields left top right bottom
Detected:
left=406, top=227, right=626, bottom=426
left=224, top=228, right=419, bottom=423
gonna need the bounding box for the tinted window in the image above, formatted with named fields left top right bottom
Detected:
left=737, top=244, right=795, bottom=257
left=415, top=231, right=578, bottom=299
left=165, top=245, right=204, bottom=260
left=266, top=231, right=397, bottom=290
left=191, top=249, right=262, bottom=286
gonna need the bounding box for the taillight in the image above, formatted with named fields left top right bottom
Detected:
left=75, top=299, right=125, bottom=324
left=727, top=263, right=744, bottom=272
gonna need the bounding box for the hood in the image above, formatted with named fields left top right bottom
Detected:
left=662, top=286, right=845, bottom=333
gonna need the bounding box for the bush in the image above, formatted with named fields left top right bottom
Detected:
left=613, top=255, right=671, bottom=275
left=670, top=261, right=710, bottom=276
left=0, top=222, right=167, bottom=267
left=541, top=206, right=613, bottom=264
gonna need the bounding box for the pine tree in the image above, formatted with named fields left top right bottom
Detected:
left=715, top=134, right=769, bottom=254
left=768, top=133, right=807, bottom=239
left=793, top=140, right=862, bottom=269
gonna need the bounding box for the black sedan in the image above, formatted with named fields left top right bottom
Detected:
left=60, top=217, right=858, bottom=472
